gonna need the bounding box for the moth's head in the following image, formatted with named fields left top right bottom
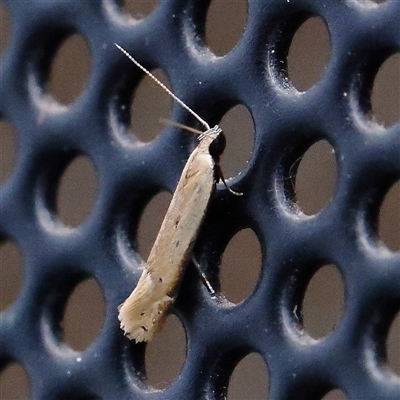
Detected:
left=208, top=126, right=226, bottom=162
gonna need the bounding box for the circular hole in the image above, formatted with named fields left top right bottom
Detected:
left=378, top=180, right=400, bottom=252
left=117, top=0, right=158, bottom=19
left=371, top=54, right=400, bottom=127
left=0, top=2, right=10, bottom=56
left=0, top=120, right=17, bottom=185
left=0, top=362, right=30, bottom=399
left=218, top=105, right=254, bottom=180
left=130, top=69, right=172, bottom=142
left=387, top=311, right=400, bottom=376
left=57, top=155, right=98, bottom=227
left=295, top=140, right=337, bottom=215
left=227, top=353, right=269, bottom=400
left=49, top=34, right=91, bottom=105
left=287, top=17, right=330, bottom=91
left=0, top=241, right=22, bottom=311
left=136, top=191, right=172, bottom=261
left=62, top=278, right=105, bottom=351
left=322, top=389, right=348, bottom=400
left=205, top=0, right=247, bottom=56
left=302, top=264, right=344, bottom=339
left=144, top=314, right=186, bottom=389
left=219, top=229, right=261, bottom=304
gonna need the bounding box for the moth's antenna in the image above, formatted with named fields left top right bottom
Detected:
left=115, top=43, right=211, bottom=131
left=160, top=118, right=204, bottom=135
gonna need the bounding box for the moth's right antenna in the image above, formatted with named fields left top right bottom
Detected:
left=115, top=44, right=211, bottom=132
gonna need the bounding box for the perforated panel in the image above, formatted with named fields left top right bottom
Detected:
left=0, top=1, right=399, bottom=399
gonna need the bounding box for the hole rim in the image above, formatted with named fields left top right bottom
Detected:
left=0, top=360, right=31, bottom=399
left=38, top=269, right=106, bottom=354
left=218, top=228, right=262, bottom=305
left=348, top=49, right=399, bottom=132
left=34, top=150, right=99, bottom=233
left=286, top=16, right=332, bottom=92
left=0, top=238, right=24, bottom=312
left=0, top=119, right=17, bottom=186
left=22, top=29, right=92, bottom=112
left=204, top=0, right=249, bottom=57
left=273, top=132, right=338, bottom=217
left=266, top=11, right=332, bottom=94
left=143, top=313, right=187, bottom=390
left=279, top=258, right=347, bottom=345
left=356, top=174, right=400, bottom=255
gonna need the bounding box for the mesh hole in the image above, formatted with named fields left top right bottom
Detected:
left=130, top=68, right=172, bottom=142
left=302, top=264, right=344, bottom=339
left=49, top=34, right=91, bottom=105
left=287, top=16, right=331, bottom=91
left=137, top=191, right=172, bottom=261
left=0, top=2, right=10, bottom=56
left=144, top=314, right=186, bottom=389
left=56, top=155, right=98, bottom=228
left=378, top=180, right=400, bottom=252
left=219, top=105, right=254, bottom=180
left=117, top=0, right=158, bottom=19
left=295, top=140, right=337, bottom=215
left=219, top=229, right=261, bottom=304
left=62, top=278, right=105, bottom=351
left=371, top=53, right=400, bottom=127
left=205, top=0, right=247, bottom=56
left=227, top=353, right=269, bottom=400
left=387, top=311, right=400, bottom=377
left=0, top=362, right=30, bottom=399
left=0, top=240, right=22, bottom=311
left=322, top=389, right=348, bottom=400
left=0, top=120, right=16, bottom=185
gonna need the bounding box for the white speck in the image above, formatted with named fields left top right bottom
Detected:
left=67, top=371, right=71, bottom=377
left=293, top=305, right=299, bottom=319
left=199, top=81, right=202, bottom=85
left=343, top=92, right=348, bottom=97
left=77, top=357, right=82, bottom=363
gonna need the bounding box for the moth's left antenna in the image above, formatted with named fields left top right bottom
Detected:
left=115, top=43, right=211, bottom=131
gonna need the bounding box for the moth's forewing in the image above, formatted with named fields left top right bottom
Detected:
left=118, top=135, right=217, bottom=342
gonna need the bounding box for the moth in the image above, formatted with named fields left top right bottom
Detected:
left=115, top=44, right=241, bottom=342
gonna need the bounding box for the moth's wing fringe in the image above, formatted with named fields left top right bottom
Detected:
left=118, top=270, right=173, bottom=342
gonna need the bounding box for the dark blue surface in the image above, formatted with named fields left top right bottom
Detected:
left=0, top=0, right=399, bottom=399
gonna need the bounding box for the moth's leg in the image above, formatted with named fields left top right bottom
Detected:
left=191, top=256, right=216, bottom=296
left=214, top=165, right=243, bottom=196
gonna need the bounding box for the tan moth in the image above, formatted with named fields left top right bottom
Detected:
left=115, top=44, right=241, bottom=342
